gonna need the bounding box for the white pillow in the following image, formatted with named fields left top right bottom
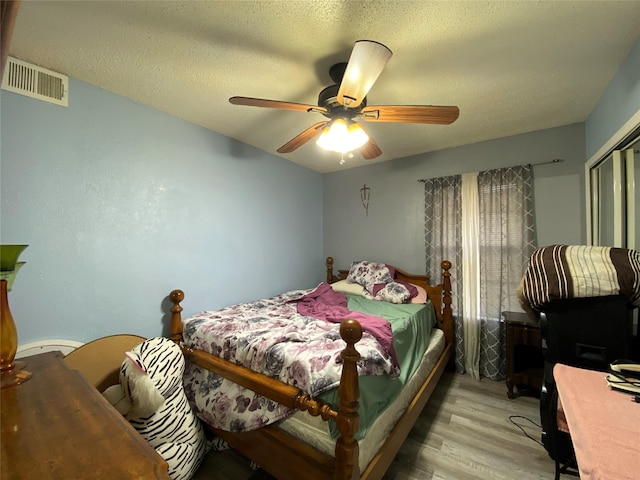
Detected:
left=330, top=279, right=366, bottom=296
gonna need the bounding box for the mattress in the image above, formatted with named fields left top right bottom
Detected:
left=276, top=328, right=446, bottom=473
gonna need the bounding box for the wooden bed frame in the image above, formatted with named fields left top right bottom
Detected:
left=168, top=257, right=453, bottom=480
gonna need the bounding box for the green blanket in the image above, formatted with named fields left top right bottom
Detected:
left=322, top=295, right=436, bottom=439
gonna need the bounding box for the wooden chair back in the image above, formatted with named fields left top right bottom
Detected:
left=64, top=334, right=145, bottom=391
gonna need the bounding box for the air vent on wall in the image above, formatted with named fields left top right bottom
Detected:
left=1, top=56, right=68, bottom=107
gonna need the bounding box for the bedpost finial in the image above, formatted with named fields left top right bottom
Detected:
left=326, top=257, right=335, bottom=284
left=169, top=290, right=185, bottom=344
left=441, top=260, right=452, bottom=271
left=340, top=319, right=363, bottom=345
left=170, top=289, right=184, bottom=305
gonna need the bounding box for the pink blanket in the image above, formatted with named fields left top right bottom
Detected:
left=554, top=364, right=640, bottom=480
left=292, top=282, right=399, bottom=368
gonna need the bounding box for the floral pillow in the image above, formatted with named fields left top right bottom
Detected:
left=363, top=281, right=413, bottom=304
left=346, top=261, right=394, bottom=288
left=370, top=280, right=418, bottom=299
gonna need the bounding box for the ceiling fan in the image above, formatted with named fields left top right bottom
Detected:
left=229, top=40, right=460, bottom=160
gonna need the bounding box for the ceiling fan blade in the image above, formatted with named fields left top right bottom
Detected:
left=277, top=122, right=328, bottom=153
left=337, top=40, right=392, bottom=108
left=356, top=122, right=382, bottom=159
left=360, top=105, right=460, bottom=125
left=229, top=96, right=327, bottom=114
left=360, top=138, right=382, bottom=160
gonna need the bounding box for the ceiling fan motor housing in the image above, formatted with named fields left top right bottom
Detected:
left=329, top=62, right=347, bottom=84
left=318, top=84, right=366, bottom=118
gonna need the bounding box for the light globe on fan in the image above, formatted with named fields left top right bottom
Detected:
left=316, top=119, right=369, bottom=153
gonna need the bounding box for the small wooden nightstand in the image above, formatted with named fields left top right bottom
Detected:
left=504, top=311, right=543, bottom=398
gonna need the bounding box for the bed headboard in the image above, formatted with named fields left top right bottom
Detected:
left=325, top=257, right=453, bottom=347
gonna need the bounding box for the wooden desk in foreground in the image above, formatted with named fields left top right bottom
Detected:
left=1, top=351, right=170, bottom=479
left=554, top=363, right=640, bottom=480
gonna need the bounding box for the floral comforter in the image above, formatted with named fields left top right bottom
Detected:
left=182, top=286, right=399, bottom=433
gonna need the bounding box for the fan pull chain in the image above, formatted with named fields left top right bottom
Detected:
left=339, top=152, right=355, bottom=166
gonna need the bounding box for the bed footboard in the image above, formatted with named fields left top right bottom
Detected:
left=169, top=290, right=361, bottom=480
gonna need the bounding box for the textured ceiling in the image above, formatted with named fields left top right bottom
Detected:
left=8, top=1, right=640, bottom=173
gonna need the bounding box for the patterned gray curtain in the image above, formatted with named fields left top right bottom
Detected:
left=477, top=165, right=536, bottom=380
left=423, top=176, right=465, bottom=373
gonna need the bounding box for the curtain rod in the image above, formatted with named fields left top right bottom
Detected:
left=532, top=158, right=564, bottom=166
left=417, top=158, right=564, bottom=183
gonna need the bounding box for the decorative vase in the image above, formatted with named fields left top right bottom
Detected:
left=0, top=244, right=32, bottom=389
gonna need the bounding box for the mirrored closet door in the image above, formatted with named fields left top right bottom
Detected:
left=587, top=132, right=639, bottom=249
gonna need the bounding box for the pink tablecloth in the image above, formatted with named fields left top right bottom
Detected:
left=554, top=364, right=640, bottom=480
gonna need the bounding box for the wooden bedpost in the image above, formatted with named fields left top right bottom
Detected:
left=440, top=261, right=454, bottom=368
left=334, top=319, right=361, bottom=480
left=326, top=256, right=335, bottom=284
left=169, top=289, right=185, bottom=344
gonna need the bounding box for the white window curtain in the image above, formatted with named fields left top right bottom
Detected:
left=461, top=172, right=481, bottom=378
left=423, top=166, right=536, bottom=379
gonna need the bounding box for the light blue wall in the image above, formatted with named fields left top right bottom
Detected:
left=4, top=34, right=637, bottom=347
left=586, top=36, right=640, bottom=158
left=1, top=79, right=323, bottom=346
left=323, top=123, right=586, bottom=276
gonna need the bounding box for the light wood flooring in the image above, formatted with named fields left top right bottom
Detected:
left=193, top=372, right=563, bottom=480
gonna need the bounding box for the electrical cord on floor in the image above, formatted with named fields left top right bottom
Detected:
left=509, top=415, right=544, bottom=446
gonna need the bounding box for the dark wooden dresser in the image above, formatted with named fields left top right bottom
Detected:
left=1, top=351, right=170, bottom=479
left=504, top=311, right=543, bottom=398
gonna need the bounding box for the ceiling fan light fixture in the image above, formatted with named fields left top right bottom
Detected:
left=316, top=119, right=369, bottom=154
